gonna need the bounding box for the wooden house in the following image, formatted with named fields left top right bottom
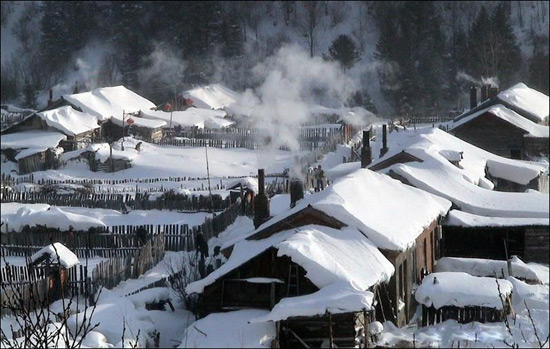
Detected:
left=101, top=116, right=165, bottom=143
left=1, top=131, right=66, bottom=175
left=187, top=224, right=393, bottom=347
left=450, top=105, right=549, bottom=160
left=442, top=210, right=549, bottom=264
left=29, top=242, right=79, bottom=301
left=219, top=168, right=451, bottom=327
left=1, top=106, right=100, bottom=152
left=415, top=273, right=513, bottom=327
left=464, top=83, right=548, bottom=126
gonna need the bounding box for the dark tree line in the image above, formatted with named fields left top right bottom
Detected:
left=373, top=1, right=546, bottom=116
left=1, top=1, right=547, bottom=114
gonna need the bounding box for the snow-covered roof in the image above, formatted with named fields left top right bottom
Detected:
left=1, top=130, right=66, bottom=150
left=226, top=177, right=259, bottom=193
left=37, top=106, right=100, bottom=136
left=186, top=84, right=241, bottom=110
left=2, top=204, right=106, bottom=232
left=445, top=209, right=549, bottom=227
left=187, top=224, right=394, bottom=294
left=415, top=272, right=513, bottom=309
left=231, top=168, right=451, bottom=252
left=139, top=108, right=232, bottom=129
left=497, top=83, right=549, bottom=123
left=435, top=257, right=541, bottom=283
left=15, top=147, right=49, bottom=160
left=345, top=128, right=549, bottom=219
left=109, top=114, right=166, bottom=129
left=63, top=86, right=157, bottom=122
left=450, top=104, right=549, bottom=138
left=30, top=242, right=79, bottom=268
left=250, top=281, right=374, bottom=323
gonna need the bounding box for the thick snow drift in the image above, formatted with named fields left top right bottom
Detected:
left=497, top=83, right=549, bottom=123
left=63, top=85, right=157, bottom=122
left=38, top=106, right=100, bottom=136
left=250, top=281, right=374, bottom=323
left=415, top=272, right=513, bottom=309
left=30, top=242, right=79, bottom=268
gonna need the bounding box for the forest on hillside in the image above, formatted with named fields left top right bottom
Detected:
left=1, top=1, right=548, bottom=117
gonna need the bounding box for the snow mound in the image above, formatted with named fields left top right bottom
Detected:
left=250, top=281, right=374, bottom=323
left=415, top=272, right=513, bottom=309
left=435, top=256, right=541, bottom=283
left=31, top=242, right=79, bottom=268
left=38, top=106, right=100, bottom=136
left=180, top=309, right=275, bottom=348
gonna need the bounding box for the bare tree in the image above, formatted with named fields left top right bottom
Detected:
left=1, top=252, right=102, bottom=348
left=296, top=1, right=322, bottom=57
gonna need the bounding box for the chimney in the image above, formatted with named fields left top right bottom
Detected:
left=488, top=86, right=499, bottom=99
left=360, top=129, right=372, bottom=168
left=380, top=124, right=389, bottom=158
left=469, top=86, right=477, bottom=109
left=253, top=169, right=270, bottom=228
left=480, top=84, right=489, bottom=102
left=47, top=89, right=53, bottom=106
left=290, top=157, right=304, bottom=208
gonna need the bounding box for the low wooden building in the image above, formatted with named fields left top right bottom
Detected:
left=29, top=242, right=79, bottom=301
left=101, top=117, right=164, bottom=143
left=1, top=106, right=100, bottom=152
left=220, top=168, right=451, bottom=327
left=450, top=105, right=549, bottom=160
left=187, top=224, right=392, bottom=347
left=1, top=130, right=66, bottom=175
left=415, top=273, right=513, bottom=327
left=442, top=210, right=549, bottom=264
left=16, top=147, right=62, bottom=175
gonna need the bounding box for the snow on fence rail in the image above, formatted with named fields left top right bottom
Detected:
left=1, top=203, right=242, bottom=256
left=1, top=236, right=166, bottom=317
left=1, top=172, right=285, bottom=187
left=0, top=191, right=233, bottom=212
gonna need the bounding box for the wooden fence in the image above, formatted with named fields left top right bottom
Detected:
left=1, top=236, right=165, bottom=318
left=0, top=191, right=232, bottom=212
left=1, top=203, right=242, bottom=258
left=1, top=172, right=283, bottom=188
left=89, top=234, right=166, bottom=291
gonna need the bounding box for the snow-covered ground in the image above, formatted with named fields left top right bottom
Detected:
left=1, top=203, right=213, bottom=232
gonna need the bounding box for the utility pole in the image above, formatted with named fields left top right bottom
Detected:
left=205, top=146, right=214, bottom=215
left=121, top=110, right=125, bottom=151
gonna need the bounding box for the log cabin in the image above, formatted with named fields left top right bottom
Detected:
left=218, top=168, right=451, bottom=327
left=442, top=210, right=549, bottom=264
left=1, top=106, right=100, bottom=152
left=1, top=131, right=66, bottom=175
left=187, top=224, right=394, bottom=347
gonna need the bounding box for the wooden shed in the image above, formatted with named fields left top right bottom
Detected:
left=415, top=273, right=513, bottom=327
left=450, top=105, right=549, bottom=160
left=29, top=242, right=79, bottom=301
left=442, top=210, right=549, bottom=264
left=187, top=224, right=391, bottom=347
left=220, top=168, right=451, bottom=328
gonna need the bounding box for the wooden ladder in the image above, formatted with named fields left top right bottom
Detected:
left=287, top=264, right=300, bottom=296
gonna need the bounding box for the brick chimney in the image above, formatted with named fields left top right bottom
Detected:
left=47, top=89, right=53, bottom=106
left=480, top=84, right=489, bottom=102
left=361, top=129, right=372, bottom=168
left=488, top=86, right=499, bottom=99
left=380, top=124, right=389, bottom=158
left=469, top=86, right=477, bottom=109
left=253, top=169, right=270, bottom=229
